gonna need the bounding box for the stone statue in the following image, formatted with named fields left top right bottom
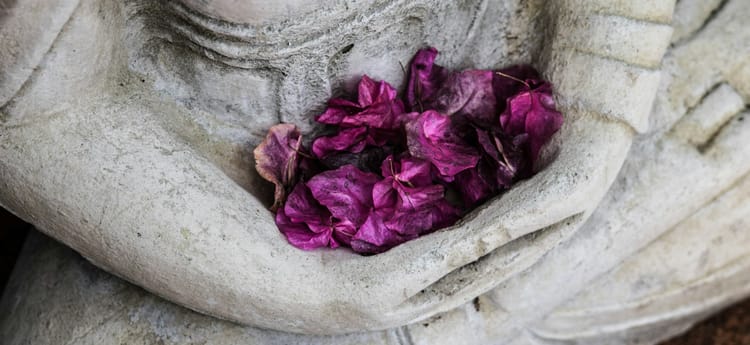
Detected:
left=1, top=0, right=749, bottom=344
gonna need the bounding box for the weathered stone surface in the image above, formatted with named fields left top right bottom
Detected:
left=0, top=0, right=674, bottom=333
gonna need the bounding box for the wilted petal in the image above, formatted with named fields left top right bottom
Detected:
left=311, top=127, right=368, bottom=158
left=351, top=211, right=414, bottom=254
left=254, top=124, right=302, bottom=211
left=427, top=70, right=498, bottom=128
left=454, top=162, right=497, bottom=206
left=385, top=197, right=460, bottom=237
left=283, top=182, right=329, bottom=225
left=308, top=165, right=381, bottom=227
left=372, top=178, right=398, bottom=210
left=315, top=98, right=361, bottom=125
left=275, top=183, right=338, bottom=250
left=380, top=155, right=434, bottom=187
left=493, top=65, right=541, bottom=113
left=407, top=47, right=450, bottom=111
left=406, top=110, right=480, bottom=179
left=316, top=75, right=406, bottom=130
left=475, top=129, right=522, bottom=186
left=500, top=83, right=563, bottom=166
left=276, top=210, right=337, bottom=250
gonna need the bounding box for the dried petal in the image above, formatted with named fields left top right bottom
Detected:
left=307, top=165, right=381, bottom=227
left=500, top=82, right=563, bottom=166
left=493, top=65, right=541, bottom=113
left=275, top=183, right=339, bottom=250
left=316, top=75, right=406, bottom=130
left=406, top=47, right=450, bottom=112
left=380, top=155, right=434, bottom=187
left=253, top=124, right=302, bottom=211
left=311, top=127, right=368, bottom=158
left=475, top=129, right=522, bottom=186
left=454, top=162, right=497, bottom=206
left=427, top=70, right=498, bottom=129
left=406, top=110, right=480, bottom=179
left=350, top=155, right=460, bottom=254
left=351, top=211, right=414, bottom=254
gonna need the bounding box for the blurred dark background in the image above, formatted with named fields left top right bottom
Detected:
left=0, top=206, right=748, bottom=343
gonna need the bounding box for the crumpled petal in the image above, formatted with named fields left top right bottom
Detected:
left=351, top=155, right=460, bottom=254
left=253, top=123, right=302, bottom=211
left=380, top=155, right=434, bottom=187
left=406, top=110, right=480, bottom=179
left=493, top=65, right=541, bottom=114
left=316, top=75, right=406, bottom=130
left=426, top=69, right=498, bottom=128
left=307, top=165, right=381, bottom=227
left=312, top=127, right=368, bottom=158
left=351, top=193, right=459, bottom=255
left=500, top=82, right=563, bottom=166
left=351, top=211, right=414, bottom=254
left=454, top=162, right=497, bottom=206
left=276, top=210, right=337, bottom=250
left=275, top=183, right=339, bottom=250
left=406, top=47, right=450, bottom=112
left=385, top=195, right=459, bottom=237
left=476, top=129, right=522, bottom=186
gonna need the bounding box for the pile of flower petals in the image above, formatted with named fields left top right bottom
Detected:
left=254, top=47, right=563, bottom=255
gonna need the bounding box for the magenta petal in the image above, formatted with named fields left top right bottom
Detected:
left=275, top=185, right=339, bottom=251
left=283, top=183, right=329, bottom=226
left=406, top=110, right=480, bottom=179
left=315, top=99, right=361, bottom=125
left=372, top=178, right=398, bottom=210
left=493, top=65, right=541, bottom=112
left=500, top=83, right=563, bottom=165
left=380, top=155, right=434, bottom=187
left=351, top=212, right=413, bottom=254
left=427, top=70, right=498, bottom=128
left=357, top=75, right=400, bottom=108
left=407, top=47, right=450, bottom=111
left=316, top=75, right=406, bottom=130
left=384, top=199, right=459, bottom=237
left=312, top=127, right=369, bottom=158
left=307, top=165, right=381, bottom=227
left=395, top=184, right=445, bottom=211
left=454, top=163, right=497, bottom=206
left=253, top=123, right=302, bottom=211
left=276, top=210, right=337, bottom=250
left=339, top=101, right=405, bottom=129
left=475, top=129, right=521, bottom=186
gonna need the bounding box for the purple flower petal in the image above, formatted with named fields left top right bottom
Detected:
left=275, top=183, right=339, bottom=250
left=380, top=155, right=434, bottom=187
left=500, top=82, right=563, bottom=166
left=316, top=75, right=406, bottom=130
left=454, top=162, right=497, bottom=206
left=406, top=47, right=450, bottom=112
left=351, top=211, right=414, bottom=254
left=406, top=110, right=480, bottom=180
left=384, top=197, right=459, bottom=236
left=493, top=65, right=541, bottom=113
left=427, top=69, right=498, bottom=129
left=253, top=123, right=302, bottom=211
left=351, top=154, right=461, bottom=254
left=476, top=129, right=522, bottom=186
left=276, top=210, right=337, bottom=250
left=311, top=127, right=368, bottom=159
left=307, top=165, right=381, bottom=227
